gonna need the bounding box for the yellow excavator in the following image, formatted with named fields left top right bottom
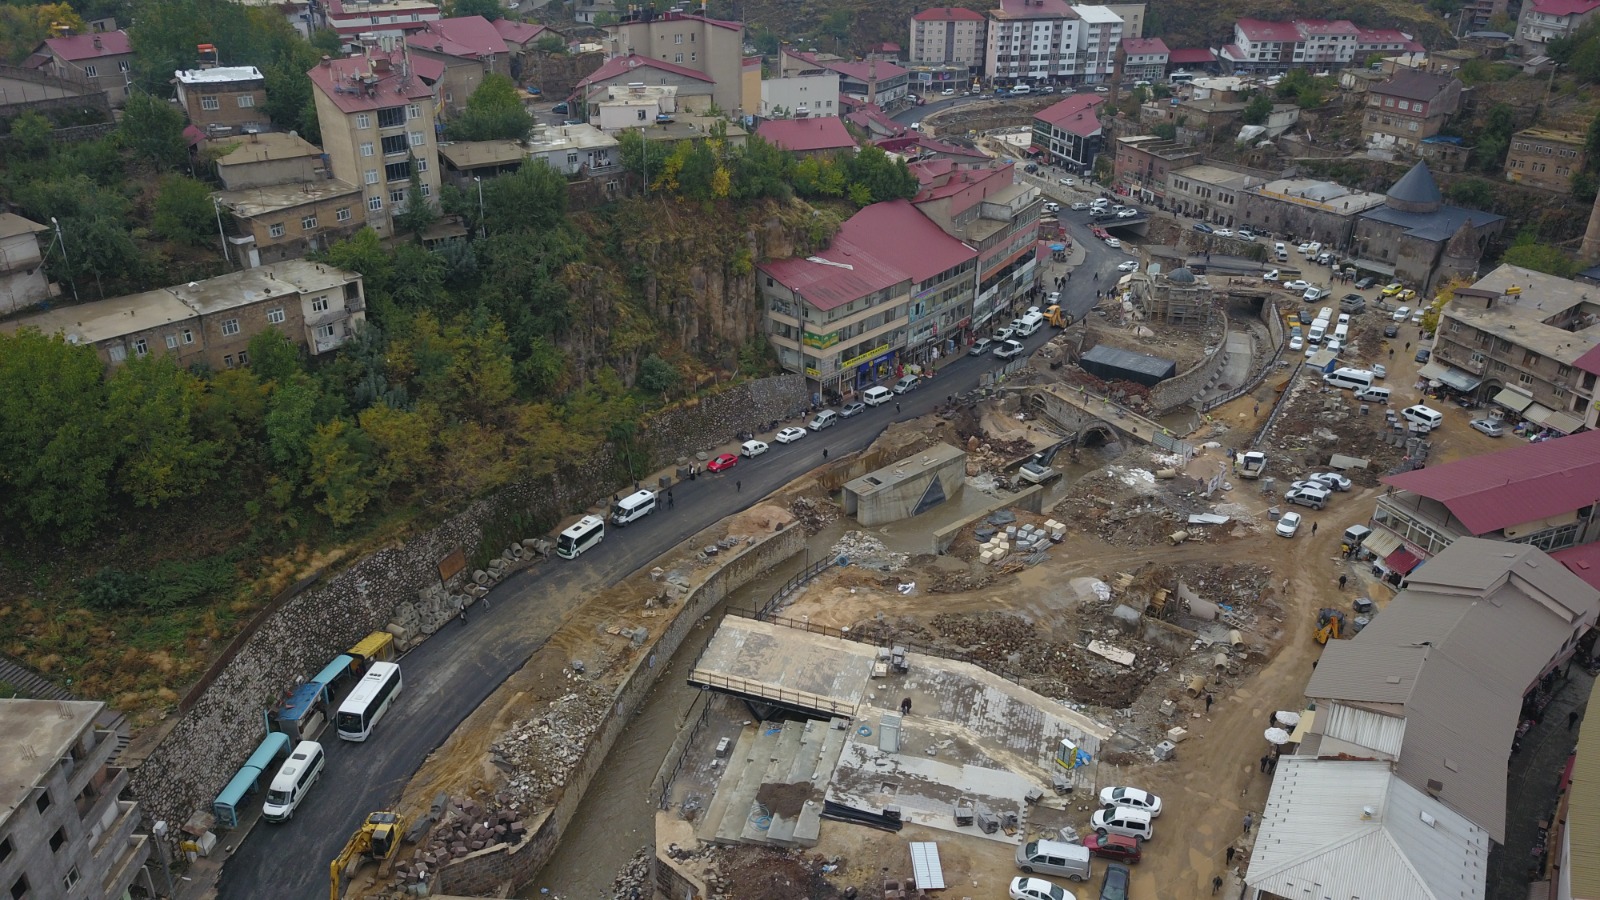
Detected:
left=330, top=811, right=405, bottom=900
left=1044, top=304, right=1072, bottom=328
left=1314, top=608, right=1346, bottom=645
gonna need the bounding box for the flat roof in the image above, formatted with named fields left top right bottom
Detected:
left=1172, top=164, right=1260, bottom=190
left=168, top=259, right=356, bottom=315
left=212, top=132, right=325, bottom=166
left=1073, top=4, right=1123, bottom=23
left=1442, top=264, right=1600, bottom=364
left=525, top=123, right=618, bottom=152
left=0, top=213, right=47, bottom=240
left=843, top=443, right=965, bottom=495
left=1252, top=177, right=1387, bottom=214
left=437, top=139, right=525, bottom=168
left=214, top=180, right=361, bottom=217
left=174, top=65, right=263, bottom=84
left=0, top=700, right=102, bottom=826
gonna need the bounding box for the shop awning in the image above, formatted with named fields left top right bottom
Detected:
left=1386, top=547, right=1422, bottom=574
left=1493, top=387, right=1534, bottom=413
left=1438, top=367, right=1482, bottom=392
left=1546, top=410, right=1586, bottom=434
left=1524, top=403, right=1554, bottom=426
left=1417, top=361, right=1450, bottom=381
left=1362, top=529, right=1404, bottom=559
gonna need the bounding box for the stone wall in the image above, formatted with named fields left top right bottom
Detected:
left=656, top=851, right=708, bottom=899
left=1148, top=318, right=1233, bottom=413
left=643, top=375, right=809, bottom=465
left=435, top=524, right=805, bottom=896
left=127, top=374, right=803, bottom=835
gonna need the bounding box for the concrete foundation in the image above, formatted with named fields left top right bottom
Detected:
left=841, top=443, right=967, bottom=526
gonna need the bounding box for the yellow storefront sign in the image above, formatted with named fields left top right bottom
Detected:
left=841, top=345, right=890, bottom=370
left=805, top=367, right=821, bottom=379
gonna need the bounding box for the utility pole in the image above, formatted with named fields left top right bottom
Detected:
left=212, top=197, right=231, bottom=264
left=474, top=176, right=486, bottom=237
left=49, top=217, right=80, bottom=303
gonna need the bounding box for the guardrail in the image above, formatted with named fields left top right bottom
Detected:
left=686, top=668, right=858, bottom=717
left=754, top=556, right=836, bottom=619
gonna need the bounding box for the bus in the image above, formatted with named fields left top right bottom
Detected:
left=610, top=489, right=658, bottom=526
left=336, top=661, right=402, bottom=742
left=556, top=515, right=605, bottom=559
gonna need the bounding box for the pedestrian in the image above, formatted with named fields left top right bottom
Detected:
left=1212, top=875, right=1224, bottom=895
left=1226, top=846, right=1236, bottom=865
left=458, top=597, right=468, bottom=623
left=1094, top=271, right=1099, bottom=280
left=896, top=402, right=902, bottom=413
left=1205, top=692, right=1214, bottom=712
left=1339, top=574, right=1348, bottom=590
left=901, top=697, right=912, bottom=715
left=668, top=490, right=674, bottom=509
left=1389, top=348, right=1394, bottom=358
left=1571, top=710, right=1581, bottom=730
left=1406, top=341, right=1411, bottom=351
left=1311, top=521, right=1318, bottom=535
left=736, top=480, right=742, bottom=493
left=1253, top=402, right=1260, bottom=416
left=1243, top=812, right=1254, bottom=834
left=1268, top=710, right=1276, bottom=727
left=1268, top=755, right=1278, bottom=774
left=1259, top=754, right=1270, bottom=772
left=822, top=448, right=828, bottom=460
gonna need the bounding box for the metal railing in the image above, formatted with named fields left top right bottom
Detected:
left=655, top=692, right=715, bottom=810
left=686, top=669, right=858, bottom=717
left=755, top=556, right=836, bottom=619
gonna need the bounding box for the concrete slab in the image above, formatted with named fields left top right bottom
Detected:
left=690, top=617, right=880, bottom=717
left=696, top=722, right=758, bottom=843
left=714, top=723, right=783, bottom=844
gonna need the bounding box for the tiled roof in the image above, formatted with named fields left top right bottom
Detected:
left=491, top=18, right=548, bottom=46
left=1121, top=38, right=1170, bottom=55
left=576, top=53, right=713, bottom=87
left=1531, top=0, right=1600, bottom=16
left=912, top=6, right=986, bottom=21
left=407, top=16, right=507, bottom=59
left=755, top=117, right=856, bottom=153
left=788, top=50, right=909, bottom=83
left=42, top=30, right=130, bottom=60
left=1381, top=429, right=1600, bottom=535
left=1034, top=94, right=1105, bottom=136
left=307, top=51, right=438, bottom=114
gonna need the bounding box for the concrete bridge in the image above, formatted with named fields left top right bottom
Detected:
left=1028, top=384, right=1187, bottom=454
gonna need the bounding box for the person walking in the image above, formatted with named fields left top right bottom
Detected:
left=896, top=402, right=902, bottom=413
left=1259, top=754, right=1270, bottom=773
left=1226, top=846, right=1236, bottom=865
left=736, top=480, right=742, bottom=493
left=458, top=597, right=468, bottom=623
left=1205, top=692, right=1214, bottom=712
left=822, top=448, right=829, bottom=460
left=1311, top=522, right=1318, bottom=536
left=667, top=491, right=674, bottom=509
left=1212, top=875, right=1224, bottom=895
left=1243, top=812, right=1254, bottom=834
left=1339, top=574, right=1348, bottom=590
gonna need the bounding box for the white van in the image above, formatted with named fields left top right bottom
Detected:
left=1015, top=311, right=1044, bottom=336
left=1015, top=839, right=1092, bottom=881
left=808, top=409, right=839, bottom=431
left=1354, top=386, right=1391, bottom=404
left=1324, top=367, right=1373, bottom=391
left=1317, top=307, right=1334, bottom=323
left=1011, top=83, right=1033, bottom=94
left=1403, top=404, right=1444, bottom=431
left=262, top=740, right=325, bottom=822
left=862, top=386, right=894, bottom=407
left=1092, top=805, right=1155, bottom=842
left=1307, top=323, right=1326, bottom=344
left=1333, top=323, right=1349, bottom=342
left=610, top=488, right=658, bottom=526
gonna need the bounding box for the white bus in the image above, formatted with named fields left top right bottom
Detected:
left=556, top=515, right=605, bottom=559
left=610, top=489, right=658, bottom=526
left=336, top=661, right=402, bottom=742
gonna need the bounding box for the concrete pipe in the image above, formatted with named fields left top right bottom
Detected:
left=1213, top=653, right=1230, bottom=670
left=1228, top=629, right=1245, bottom=650
left=1186, top=675, right=1207, bottom=697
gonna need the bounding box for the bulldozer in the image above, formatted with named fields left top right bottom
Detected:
left=1313, top=608, right=1346, bottom=645
left=1044, top=304, right=1071, bottom=328
left=330, top=811, right=405, bottom=900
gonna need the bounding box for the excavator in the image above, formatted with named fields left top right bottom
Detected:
left=330, top=811, right=405, bottom=900
left=1044, top=304, right=1072, bottom=328
left=1314, top=608, right=1346, bottom=645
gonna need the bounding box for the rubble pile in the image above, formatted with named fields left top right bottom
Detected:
left=1051, top=457, right=1212, bottom=546
left=490, top=681, right=614, bottom=808
left=830, top=532, right=909, bottom=572
left=607, top=845, right=654, bottom=899
left=960, top=432, right=1040, bottom=477
left=1260, top=376, right=1407, bottom=485
left=1056, top=367, right=1156, bottom=413
left=701, top=844, right=857, bottom=900
left=394, top=797, right=527, bottom=887
left=789, top=497, right=838, bottom=534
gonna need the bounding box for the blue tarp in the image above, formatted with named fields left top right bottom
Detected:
left=311, top=654, right=355, bottom=701
left=212, top=732, right=291, bottom=828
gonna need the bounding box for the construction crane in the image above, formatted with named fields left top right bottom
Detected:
left=330, top=811, right=404, bottom=900
left=1313, top=608, right=1346, bottom=645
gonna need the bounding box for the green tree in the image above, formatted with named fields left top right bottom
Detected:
left=450, top=0, right=501, bottom=19
left=262, top=49, right=322, bottom=142
left=248, top=328, right=305, bottom=385
left=105, top=354, right=221, bottom=506
left=0, top=330, right=116, bottom=542
left=637, top=354, right=678, bottom=393
left=304, top=418, right=378, bottom=526
left=821, top=9, right=851, bottom=51
left=357, top=402, right=438, bottom=490
left=446, top=73, right=534, bottom=141
left=534, top=33, right=565, bottom=53
left=0, top=3, right=84, bottom=65
left=153, top=175, right=218, bottom=246
left=1242, top=95, right=1272, bottom=126
left=1502, top=241, right=1578, bottom=277
left=1447, top=177, right=1494, bottom=208
left=7, top=110, right=52, bottom=158
left=732, top=135, right=794, bottom=200
left=120, top=91, right=189, bottom=172
left=1152, top=122, right=1176, bottom=141
left=844, top=145, right=917, bottom=205
left=481, top=158, right=568, bottom=234
left=264, top=374, right=324, bottom=473
left=394, top=162, right=439, bottom=241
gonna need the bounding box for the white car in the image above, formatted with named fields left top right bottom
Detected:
left=1289, top=336, right=1304, bottom=351
left=774, top=427, right=807, bottom=444
left=994, top=339, right=1026, bottom=359
left=1263, top=269, right=1279, bottom=281
left=1104, top=237, right=1122, bottom=248
left=1060, top=177, right=1076, bottom=186
left=1116, top=207, right=1139, bottom=218
left=1213, top=228, right=1234, bottom=237
left=1392, top=306, right=1411, bottom=321
left=1411, top=309, right=1424, bottom=324
left=1276, top=510, right=1303, bottom=537
left=1308, top=472, right=1352, bottom=491
left=942, top=88, right=955, bottom=95
left=1010, top=878, right=1075, bottom=900
left=1372, top=363, right=1387, bottom=379
left=969, top=337, right=994, bottom=356
left=1283, top=280, right=1310, bottom=291
left=1326, top=338, right=1342, bottom=354
left=1117, top=260, right=1138, bottom=272
left=1071, top=201, right=1089, bottom=210
left=1043, top=201, right=1060, bottom=213
left=1099, top=786, right=1163, bottom=816
left=994, top=324, right=1018, bottom=342
left=739, top=440, right=768, bottom=457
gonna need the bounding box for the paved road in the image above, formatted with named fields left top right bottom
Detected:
left=217, top=242, right=1118, bottom=900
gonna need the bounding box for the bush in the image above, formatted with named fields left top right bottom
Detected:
left=75, top=556, right=239, bottom=611
left=638, top=354, right=679, bottom=393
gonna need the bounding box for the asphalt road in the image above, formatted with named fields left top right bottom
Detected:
left=216, top=225, right=1119, bottom=900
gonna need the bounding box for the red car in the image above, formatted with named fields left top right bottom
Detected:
left=707, top=453, right=739, bottom=473
left=1081, top=832, right=1142, bottom=864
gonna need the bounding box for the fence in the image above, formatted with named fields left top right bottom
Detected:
left=1203, top=300, right=1287, bottom=414
left=728, top=608, right=1025, bottom=685
left=684, top=668, right=859, bottom=717
left=754, top=556, right=836, bottom=619
left=654, top=692, right=715, bottom=809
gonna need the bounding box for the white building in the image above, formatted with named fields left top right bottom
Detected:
left=909, top=7, right=987, bottom=70
left=759, top=71, right=842, bottom=119
left=984, top=0, right=1125, bottom=86
left=0, top=214, right=52, bottom=315
left=1075, top=5, right=1124, bottom=82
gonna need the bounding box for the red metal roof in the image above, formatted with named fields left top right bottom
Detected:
left=912, top=6, right=986, bottom=21
left=1554, top=543, right=1600, bottom=593
left=491, top=19, right=548, bottom=46
left=1168, top=48, right=1218, bottom=64
left=1381, top=429, right=1600, bottom=536
left=756, top=118, right=856, bottom=153
left=1531, top=0, right=1600, bottom=16
left=407, top=16, right=507, bottom=59
left=1121, top=38, right=1170, bottom=56
left=1386, top=547, right=1422, bottom=575
left=42, top=30, right=130, bottom=60
left=307, top=51, right=438, bottom=114
left=1034, top=94, right=1104, bottom=137
left=787, top=49, right=909, bottom=82
left=1575, top=344, right=1600, bottom=378
left=576, top=53, right=713, bottom=87
left=1235, top=18, right=1302, bottom=42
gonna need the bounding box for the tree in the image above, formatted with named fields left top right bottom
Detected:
left=105, top=354, right=220, bottom=506
left=844, top=145, right=917, bottom=205
left=637, top=354, right=678, bottom=393
left=7, top=110, right=52, bottom=158
left=0, top=3, right=85, bottom=65
left=248, top=328, right=305, bottom=385
left=153, top=175, right=218, bottom=246
left=534, top=34, right=565, bottom=53
left=1242, top=95, right=1272, bottom=126
left=1152, top=122, right=1176, bottom=141
left=304, top=418, right=378, bottom=526
left=0, top=329, right=116, bottom=542
left=120, top=91, right=189, bottom=172
left=1502, top=241, right=1578, bottom=277
left=394, top=161, right=439, bottom=240
left=450, top=0, right=502, bottom=19
left=446, top=73, right=534, bottom=141
left=262, top=50, right=322, bottom=143
left=357, top=402, right=438, bottom=491
left=481, top=158, right=568, bottom=234
left=1447, top=178, right=1494, bottom=209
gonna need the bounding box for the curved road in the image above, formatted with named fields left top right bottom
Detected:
left=217, top=190, right=1121, bottom=900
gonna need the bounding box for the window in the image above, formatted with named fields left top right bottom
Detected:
left=364, top=170, right=379, bottom=185
left=377, top=106, right=405, bottom=128
left=36, top=790, right=50, bottom=813
left=415, top=158, right=428, bottom=172
left=368, top=196, right=384, bottom=211
left=691, top=52, right=697, bottom=62
left=1559, top=364, right=1572, bottom=378
left=49, top=828, right=66, bottom=853
left=674, top=33, right=683, bottom=43
left=1519, top=372, right=1534, bottom=384
left=1525, top=350, right=1541, bottom=366
left=108, top=345, right=126, bottom=363
left=312, top=297, right=329, bottom=313
left=389, top=189, right=407, bottom=204
left=384, top=160, right=412, bottom=181
left=409, top=131, right=424, bottom=146
left=567, top=152, right=579, bottom=166
left=360, top=142, right=375, bottom=157
left=381, top=135, right=407, bottom=155
left=302, top=215, right=318, bottom=230
left=269, top=222, right=286, bottom=238
left=316, top=324, right=336, bottom=341
left=84, top=64, right=98, bottom=77
left=201, top=95, right=220, bottom=110
left=266, top=307, right=285, bottom=325
left=337, top=207, right=352, bottom=222
left=673, top=52, right=683, bottom=63
left=10, top=874, right=29, bottom=900
left=166, top=334, right=178, bottom=350
left=356, top=113, right=371, bottom=129
left=221, top=318, right=241, bottom=337
left=420, top=183, right=431, bottom=197
left=223, top=354, right=234, bottom=368
left=444, top=92, right=453, bottom=104
left=1, top=837, right=11, bottom=864
left=182, top=328, right=194, bottom=345
left=62, top=868, right=79, bottom=892
left=238, top=350, right=248, bottom=365
left=237, top=94, right=255, bottom=108
left=407, top=104, right=420, bottom=119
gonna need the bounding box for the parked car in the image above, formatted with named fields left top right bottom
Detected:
left=1410, top=309, right=1424, bottom=324
left=1104, top=237, right=1122, bottom=248
left=1372, top=363, right=1386, bottom=379
left=1415, top=347, right=1431, bottom=363
left=1308, top=472, right=1353, bottom=491
left=892, top=374, right=921, bottom=394
left=1471, top=418, right=1505, bottom=437
left=1213, top=228, right=1234, bottom=237
left=994, top=339, right=1026, bottom=359
left=1099, top=787, right=1162, bottom=816
left=551, top=102, right=569, bottom=115
left=1381, top=282, right=1406, bottom=297
left=1276, top=510, right=1303, bottom=537
left=1263, top=269, right=1279, bottom=281
left=739, top=440, right=768, bottom=457
left=1071, top=201, right=1089, bottom=210
left=774, top=427, right=807, bottom=444
left=970, top=337, right=995, bottom=356
left=1391, top=306, right=1411, bottom=321
left=839, top=400, right=866, bottom=418
left=994, top=324, right=1019, bottom=342
left=1117, top=260, right=1139, bottom=273
left=942, top=88, right=955, bottom=95
left=1283, top=280, right=1310, bottom=292
left=1355, top=276, right=1378, bottom=289
left=1284, top=486, right=1329, bottom=510
left=1098, top=864, right=1130, bottom=900
left=1116, top=207, right=1139, bottom=218
left=1289, top=336, right=1303, bottom=351
left=707, top=453, right=738, bottom=472
left=1010, top=877, right=1075, bottom=900
left=1383, top=323, right=1399, bottom=338
left=1237, top=228, right=1257, bottom=239
left=1193, top=222, right=1215, bottom=233
left=1043, top=201, right=1060, bottom=213
left=1398, top=288, right=1417, bottom=302
left=1081, top=833, right=1142, bottom=864
left=1060, top=177, right=1076, bottom=186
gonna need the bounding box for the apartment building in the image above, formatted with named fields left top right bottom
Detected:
left=405, top=16, right=509, bottom=118
left=781, top=49, right=910, bottom=106
left=909, top=7, right=987, bottom=71
left=984, top=0, right=1080, bottom=86
left=319, top=0, right=440, bottom=49
left=29, top=30, right=132, bottom=106
left=911, top=160, right=1042, bottom=329
left=1221, top=18, right=1421, bottom=74
left=1518, top=0, right=1600, bottom=53
left=1031, top=94, right=1106, bottom=172
left=1118, top=37, right=1168, bottom=81
left=173, top=66, right=269, bottom=135
left=307, top=50, right=441, bottom=238
left=1504, top=128, right=1586, bottom=193
left=603, top=9, right=745, bottom=114
left=1075, top=5, right=1123, bottom=83
left=1362, top=69, right=1462, bottom=152
left=212, top=131, right=365, bottom=263
left=1165, top=163, right=1266, bottom=228
left=1111, top=135, right=1200, bottom=203
left=1103, top=2, right=1145, bottom=38
left=1427, top=265, right=1600, bottom=435
left=0, top=213, right=51, bottom=315
left=759, top=70, right=843, bottom=119
left=0, top=701, right=149, bottom=900
left=0, top=261, right=366, bottom=371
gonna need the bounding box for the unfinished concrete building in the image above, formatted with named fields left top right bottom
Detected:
left=1134, top=266, right=1214, bottom=328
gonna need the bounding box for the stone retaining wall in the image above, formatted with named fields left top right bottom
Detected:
left=644, top=375, right=809, bottom=465
left=435, top=524, right=805, bottom=896
left=1148, top=319, right=1233, bottom=413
